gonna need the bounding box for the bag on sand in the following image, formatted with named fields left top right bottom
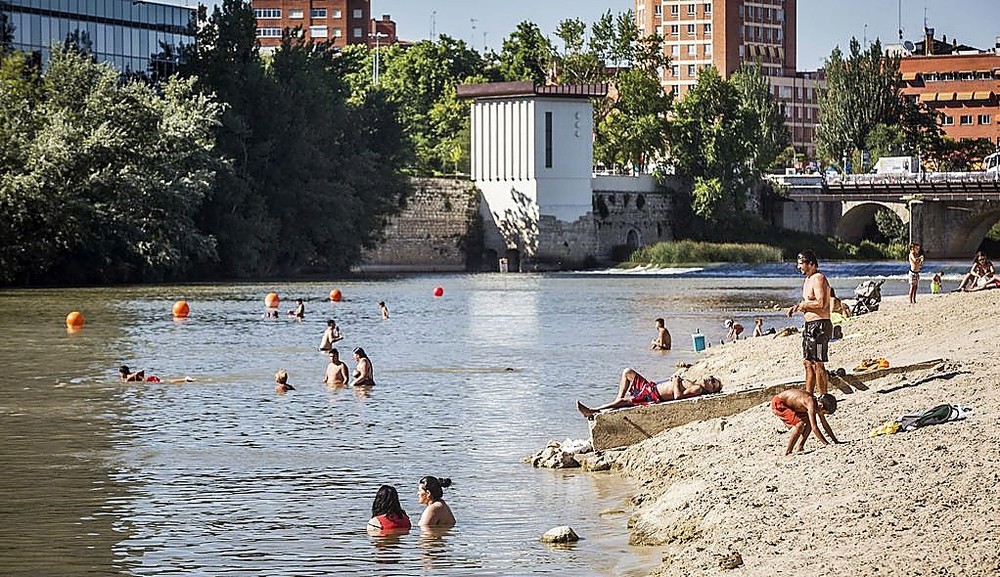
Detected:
left=898, top=404, right=972, bottom=432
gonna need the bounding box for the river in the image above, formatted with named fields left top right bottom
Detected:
left=0, top=261, right=971, bottom=576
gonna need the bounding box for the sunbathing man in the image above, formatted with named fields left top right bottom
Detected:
left=771, top=388, right=839, bottom=456
left=576, top=368, right=722, bottom=419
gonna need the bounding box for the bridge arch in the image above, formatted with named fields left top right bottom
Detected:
left=836, top=201, right=910, bottom=243
left=947, top=207, right=1000, bottom=257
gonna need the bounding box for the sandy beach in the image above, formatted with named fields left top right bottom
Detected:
left=606, top=289, right=1000, bottom=576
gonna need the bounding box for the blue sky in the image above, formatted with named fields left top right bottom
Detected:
left=188, top=1, right=1000, bottom=70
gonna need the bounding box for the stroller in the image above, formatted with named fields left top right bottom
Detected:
left=852, top=279, right=885, bottom=316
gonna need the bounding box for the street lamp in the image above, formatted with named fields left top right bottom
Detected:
left=369, top=31, right=388, bottom=84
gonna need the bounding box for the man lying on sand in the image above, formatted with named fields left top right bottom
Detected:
left=771, top=388, right=840, bottom=456
left=576, top=368, right=722, bottom=419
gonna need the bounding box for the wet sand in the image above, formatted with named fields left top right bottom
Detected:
left=607, top=289, right=1000, bottom=576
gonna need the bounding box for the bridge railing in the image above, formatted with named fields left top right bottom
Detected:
left=825, top=171, right=1000, bottom=188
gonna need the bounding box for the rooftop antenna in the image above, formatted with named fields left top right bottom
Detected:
left=897, top=0, right=903, bottom=41
left=470, top=18, right=477, bottom=47
left=430, top=10, right=436, bottom=41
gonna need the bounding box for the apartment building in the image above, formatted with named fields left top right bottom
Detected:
left=252, top=0, right=370, bottom=50
left=635, top=1, right=820, bottom=155
left=897, top=31, right=1000, bottom=146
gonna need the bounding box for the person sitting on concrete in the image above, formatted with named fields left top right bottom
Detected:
left=576, top=368, right=722, bottom=419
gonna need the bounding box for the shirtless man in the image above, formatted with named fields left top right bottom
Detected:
left=318, top=319, right=343, bottom=351
left=576, top=368, right=722, bottom=418
left=323, top=348, right=349, bottom=386
left=274, top=369, right=295, bottom=394
left=650, top=318, right=671, bottom=350
left=788, top=250, right=832, bottom=395
left=379, top=301, right=390, bottom=320
left=771, top=388, right=840, bottom=456
left=288, top=299, right=305, bottom=319
left=351, top=347, right=376, bottom=386
left=908, top=243, right=924, bottom=304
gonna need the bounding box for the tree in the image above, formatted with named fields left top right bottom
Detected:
left=378, top=36, right=488, bottom=173
left=670, top=66, right=756, bottom=221
left=816, top=38, right=901, bottom=167
left=731, top=64, right=790, bottom=173
left=0, top=49, right=221, bottom=284
left=0, top=10, right=14, bottom=54
left=497, top=21, right=552, bottom=84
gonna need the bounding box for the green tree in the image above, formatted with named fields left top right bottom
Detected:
left=497, top=21, right=552, bottom=84
left=378, top=36, right=488, bottom=173
left=0, top=10, right=14, bottom=54
left=817, top=38, right=901, bottom=167
left=731, top=64, right=790, bottom=172
left=670, top=66, right=755, bottom=221
left=0, top=49, right=221, bottom=284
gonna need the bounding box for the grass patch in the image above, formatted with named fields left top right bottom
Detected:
left=626, top=240, right=783, bottom=265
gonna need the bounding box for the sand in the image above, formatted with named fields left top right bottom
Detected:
left=607, top=289, right=1000, bottom=576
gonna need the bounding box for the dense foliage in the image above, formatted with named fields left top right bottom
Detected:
left=0, top=50, right=221, bottom=284
left=626, top=240, right=783, bottom=265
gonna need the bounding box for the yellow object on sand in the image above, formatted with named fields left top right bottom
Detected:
left=854, top=357, right=890, bottom=372
left=869, top=421, right=901, bottom=438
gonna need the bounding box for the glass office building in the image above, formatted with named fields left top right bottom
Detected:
left=2, top=0, right=195, bottom=75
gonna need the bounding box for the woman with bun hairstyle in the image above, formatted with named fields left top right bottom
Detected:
left=367, top=485, right=411, bottom=531
left=416, top=476, right=456, bottom=527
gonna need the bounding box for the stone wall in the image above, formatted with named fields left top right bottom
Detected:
left=358, top=177, right=481, bottom=272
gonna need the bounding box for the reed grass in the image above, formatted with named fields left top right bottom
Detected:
left=626, top=240, right=784, bottom=265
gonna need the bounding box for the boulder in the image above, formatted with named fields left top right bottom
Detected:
left=540, top=525, right=580, bottom=543
left=522, top=441, right=581, bottom=469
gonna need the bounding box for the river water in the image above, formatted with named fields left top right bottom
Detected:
left=0, top=261, right=970, bottom=576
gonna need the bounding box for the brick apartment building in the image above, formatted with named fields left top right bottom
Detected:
left=634, top=0, right=821, bottom=156
left=897, top=30, right=1000, bottom=146
left=252, top=0, right=370, bottom=50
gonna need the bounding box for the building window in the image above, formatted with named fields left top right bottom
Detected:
left=332, top=9, right=342, bottom=18
left=311, top=8, right=327, bottom=18
left=670, top=5, right=679, bottom=15
left=704, top=23, right=712, bottom=35
left=256, top=27, right=282, bottom=38
left=671, top=65, right=679, bottom=76
left=289, top=9, right=304, bottom=19
left=353, top=9, right=363, bottom=19
left=979, top=114, right=992, bottom=125
left=670, top=25, right=679, bottom=36
left=544, top=112, right=553, bottom=168
left=688, top=64, right=696, bottom=76
left=739, top=5, right=744, bottom=17
left=656, top=25, right=663, bottom=36
left=960, top=115, right=973, bottom=125
left=687, top=4, right=696, bottom=15
left=654, top=4, right=663, bottom=16
left=353, top=27, right=363, bottom=38
left=687, top=24, right=695, bottom=35
left=705, top=43, right=712, bottom=55
left=777, top=9, right=785, bottom=22
left=940, top=115, right=953, bottom=125
left=254, top=8, right=281, bottom=19
left=672, top=85, right=680, bottom=96
left=333, top=28, right=342, bottom=38
left=687, top=44, right=696, bottom=55
left=704, top=3, right=712, bottom=14
left=671, top=44, right=680, bottom=56
left=310, top=26, right=328, bottom=38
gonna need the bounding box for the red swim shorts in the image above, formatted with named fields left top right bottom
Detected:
left=628, top=373, right=662, bottom=405
left=772, top=396, right=805, bottom=428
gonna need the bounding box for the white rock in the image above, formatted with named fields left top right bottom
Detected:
left=540, top=525, right=580, bottom=543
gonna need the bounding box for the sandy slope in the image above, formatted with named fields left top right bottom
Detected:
left=608, top=289, right=1000, bottom=577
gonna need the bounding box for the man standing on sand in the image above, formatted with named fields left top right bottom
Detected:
left=650, top=318, right=671, bottom=350
left=771, top=388, right=839, bottom=455
left=908, top=243, right=925, bottom=304
left=788, top=250, right=833, bottom=395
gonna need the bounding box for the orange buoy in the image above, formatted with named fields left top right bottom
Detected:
left=172, top=300, right=190, bottom=318
left=265, top=292, right=280, bottom=308
left=433, top=286, right=444, bottom=298
left=329, top=289, right=343, bottom=302
left=66, top=311, right=85, bottom=328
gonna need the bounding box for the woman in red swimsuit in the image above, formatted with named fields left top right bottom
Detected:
left=367, top=485, right=411, bottom=532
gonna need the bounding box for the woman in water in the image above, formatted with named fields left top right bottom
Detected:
left=416, top=476, right=456, bottom=527
left=367, top=485, right=411, bottom=531
left=350, top=347, right=375, bottom=387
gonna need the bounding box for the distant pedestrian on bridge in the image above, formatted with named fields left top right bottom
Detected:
left=908, top=243, right=925, bottom=304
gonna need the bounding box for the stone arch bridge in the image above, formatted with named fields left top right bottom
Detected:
left=774, top=174, right=1000, bottom=258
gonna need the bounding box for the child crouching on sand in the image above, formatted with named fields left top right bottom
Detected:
left=771, top=388, right=840, bottom=455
